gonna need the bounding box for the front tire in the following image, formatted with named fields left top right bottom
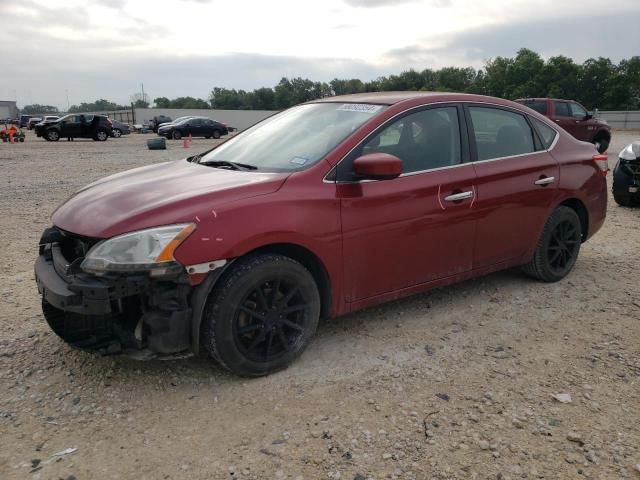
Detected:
left=212, top=129, right=221, bottom=139
left=172, top=130, right=182, bottom=140
left=522, top=206, right=582, bottom=282
left=202, top=254, right=321, bottom=377
left=594, top=135, right=610, bottom=154
left=112, top=128, right=122, bottom=138
left=613, top=191, right=633, bottom=207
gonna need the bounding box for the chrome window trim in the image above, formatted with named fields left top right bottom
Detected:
left=323, top=100, right=560, bottom=184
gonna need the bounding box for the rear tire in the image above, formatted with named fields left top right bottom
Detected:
left=521, top=206, right=582, bottom=282
left=46, top=130, right=60, bottom=142
left=202, top=254, right=320, bottom=377
left=112, top=129, right=122, bottom=138
left=95, top=130, right=108, bottom=141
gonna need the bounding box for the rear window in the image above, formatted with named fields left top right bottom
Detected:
left=531, top=117, right=557, bottom=149
left=469, top=107, right=535, bottom=161
left=519, top=100, right=547, bottom=114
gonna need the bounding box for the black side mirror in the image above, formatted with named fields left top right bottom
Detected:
left=585, top=112, right=593, bottom=120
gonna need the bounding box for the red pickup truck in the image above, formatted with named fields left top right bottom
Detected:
left=515, top=98, right=611, bottom=153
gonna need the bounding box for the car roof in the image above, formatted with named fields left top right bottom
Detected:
left=515, top=97, right=579, bottom=103
left=312, top=91, right=524, bottom=108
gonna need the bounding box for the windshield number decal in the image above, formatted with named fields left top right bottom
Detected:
left=337, top=104, right=382, bottom=114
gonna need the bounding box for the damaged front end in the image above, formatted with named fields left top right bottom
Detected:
left=35, top=226, right=201, bottom=358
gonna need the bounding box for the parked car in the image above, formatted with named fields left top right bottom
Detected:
left=20, top=115, right=32, bottom=128
left=150, top=115, right=172, bottom=133
left=27, top=117, right=42, bottom=130
left=110, top=120, right=131, bottom=137
left=34, top=92, right=608, bottom=376
left=155, top=116, right=193, bottom=132
left=34, top=116, right=60, bottom=129
left=158, top=116, right=228, bottom=140
left=35, top=114, right=112, bottom=141
left=612, top=141, right=640, bottom=206
left=514, top=98, right=611, bottom=153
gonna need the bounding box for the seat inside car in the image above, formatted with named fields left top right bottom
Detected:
left=495, top=124, right=530, bottom=158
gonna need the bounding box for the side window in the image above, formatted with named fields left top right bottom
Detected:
left=553, top=102, right=571, bottom=117
left=190, top=119, right=202, bottom=126
left=569, top=103, right=587, bottom=119
left=469, top=107, right=535, bottom=160
left=522, top=100, right=547, bottom=114
left=530, top=117, right=557, bottom=149
left=360, top=107, right=461, bottom=174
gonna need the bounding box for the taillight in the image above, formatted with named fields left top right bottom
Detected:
left=592, top=154, right=608, bottom=176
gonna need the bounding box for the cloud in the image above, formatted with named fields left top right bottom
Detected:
left=90, top=0, right=127, bottom=9
left=383, top=11, right=640, bottom=68
left=344, top=0, right=451, bottom=7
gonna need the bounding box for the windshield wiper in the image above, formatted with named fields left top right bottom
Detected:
left=199, top=159, right=258, bottom=171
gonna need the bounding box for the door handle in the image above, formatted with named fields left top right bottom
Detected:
left=534, top=176, right=555, bottom=186
left=444, top=191, right=473, bottom=202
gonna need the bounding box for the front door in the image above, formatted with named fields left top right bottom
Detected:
left=551, top=100, right=587, bottom=140
left=61, top=115, right=82, bottom=138
left=466, top=105, right=560, bottom=268
left=338, top=105, right=477, bottom=302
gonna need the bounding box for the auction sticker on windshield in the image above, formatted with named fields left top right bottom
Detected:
left=336, top=104, right=383, bottom=114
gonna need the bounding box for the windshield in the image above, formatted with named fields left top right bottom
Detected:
left=173, top=117, right=192, bottom=124
left=199, top=102, right=386, bottom=171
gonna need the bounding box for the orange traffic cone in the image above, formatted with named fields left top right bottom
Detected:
left=9, top=134, right=14, bottom=144
left=188, top=133, right=193, bottom=143
left=183, top=137, right=189, bottom=148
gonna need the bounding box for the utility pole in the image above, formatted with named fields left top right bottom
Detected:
left=141, top=82, right=145, bottom=103
left=65, top=89, right=70, bottom=112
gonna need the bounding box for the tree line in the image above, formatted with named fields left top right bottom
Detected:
left=208, top=49, right=639, bottom=111
left=18, top=49, right=640, bottom=115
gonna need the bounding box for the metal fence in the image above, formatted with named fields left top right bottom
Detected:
left=598, top=111, right=640, bottom=130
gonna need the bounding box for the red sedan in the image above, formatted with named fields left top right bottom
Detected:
left=35, top=92, right=608, bottom=376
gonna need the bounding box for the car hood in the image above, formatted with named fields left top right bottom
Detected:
left=52, top=159, right=289, bottom=238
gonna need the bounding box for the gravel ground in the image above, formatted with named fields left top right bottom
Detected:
left=0, top=130, right=639, bottom=480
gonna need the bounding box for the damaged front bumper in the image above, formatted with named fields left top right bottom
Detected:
left=34, top=227, right=208, bottom=358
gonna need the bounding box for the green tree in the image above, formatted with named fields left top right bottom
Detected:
left=68, top=99, right=127, bottom=112
left=153, top=97, right=171, bottom=108
left=540, top=55, right=580, bottom=99
left=20, top=104, right=59, bottom=115
left=578, top=57, right=614, bottom=109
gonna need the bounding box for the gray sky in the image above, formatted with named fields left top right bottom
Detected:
left=1, top=0, right=639, bottom=108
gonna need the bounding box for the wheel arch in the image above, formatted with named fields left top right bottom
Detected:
left=190, top=242, right=333, bottom=356
left=558, top=198, right=589, bottom=241
left=592, top=128, right=611, bottom=142
left=247, top=243, right=332, bottom=320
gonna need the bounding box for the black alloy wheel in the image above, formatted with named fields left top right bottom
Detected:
left=202, top=254, right=320, bottom=377
left=522, top=206, right=582, bottom=282
left=234, top=277, right=309, bottom=363
left=546, top=219, right=580, bottom=275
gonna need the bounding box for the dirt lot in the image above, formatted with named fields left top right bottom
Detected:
left=0, top=130, right=639, bottom=480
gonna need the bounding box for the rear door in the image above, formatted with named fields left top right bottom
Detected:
left=339, top=104, right=477, bottom=301
left=467, top=105, right=560, bottom=268
left=192, top=118, right=206, bottom=137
